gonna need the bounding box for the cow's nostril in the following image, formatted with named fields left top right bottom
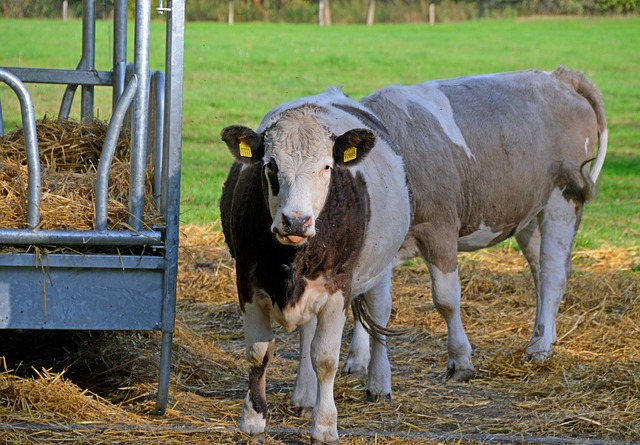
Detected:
left=282, top=214, right=312, bottom=233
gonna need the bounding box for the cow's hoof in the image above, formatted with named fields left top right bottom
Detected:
left=248, top=432, right=266, bottom=444
left=299, top=407, right=313, bottom=419
left=366, top=390, right=391, bottom=403
left=525, top=347, right=553, bottom=362
left=311, top=439, right=338, bottom=445
left=444, top=367, right=475, bottom=382
left=341, top=362, right=367, bottom=378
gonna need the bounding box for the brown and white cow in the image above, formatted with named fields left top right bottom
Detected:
left=220, top=88, right=411, bottom=443
left=345, top=66, right=607, bottom=383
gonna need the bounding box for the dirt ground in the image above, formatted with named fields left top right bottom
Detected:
left=0, top=225, right=638, bottom=444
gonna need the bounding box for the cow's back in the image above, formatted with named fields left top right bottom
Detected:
left=362, top=69, right=600, bottom=252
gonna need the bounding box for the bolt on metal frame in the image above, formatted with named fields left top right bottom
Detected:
left=0, top=0, right=185, bottom=415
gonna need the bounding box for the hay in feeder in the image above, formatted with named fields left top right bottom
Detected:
left=0, top=117, right=163, bottom=232
left=0, top=225, right=638, bottom=444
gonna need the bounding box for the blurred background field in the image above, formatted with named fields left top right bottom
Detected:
left=0, top=16, right=638, bottom=249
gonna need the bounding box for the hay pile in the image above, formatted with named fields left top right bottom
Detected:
left=0, top=225, right=638, bottom=444
left=0, top=117, right=162, bottom=231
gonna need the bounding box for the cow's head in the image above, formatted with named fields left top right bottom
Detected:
left=221, top=106, right=375, bottom=247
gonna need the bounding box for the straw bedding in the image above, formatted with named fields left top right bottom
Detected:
left=0, top=224, right=637, bottom=444
left=0, top=117, right=162, bottom=232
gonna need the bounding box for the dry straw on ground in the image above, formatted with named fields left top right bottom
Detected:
left=0, top=117, right=162, bottom=232
left=0, top=225, right=638, bottom=444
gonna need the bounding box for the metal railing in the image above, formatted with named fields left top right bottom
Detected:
left=0, top=0, right=185, bottom=415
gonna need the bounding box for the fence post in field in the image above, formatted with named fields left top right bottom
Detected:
left=429, top=3, right=435, bottom=25
left=319, top=0, right=332, bottom=26
left=366, top=0, right=376, bottom=26
left=228, top=0, right=234, bottom=24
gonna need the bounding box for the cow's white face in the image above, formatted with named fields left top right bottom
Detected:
left=221, top=105, right=376, bottom=247
left=262, top=112, right=335, bottom=246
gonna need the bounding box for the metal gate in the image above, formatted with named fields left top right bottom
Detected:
left=0, top=0, right=185, bottom=415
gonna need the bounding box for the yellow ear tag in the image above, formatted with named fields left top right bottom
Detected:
left=239, top=141, right=253, bottom=158
left=343, top=146, right=357, bottom=163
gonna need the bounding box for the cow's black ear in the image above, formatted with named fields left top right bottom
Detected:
left=333, top=128, right=375, bottom=166
left=221, top=125, right=264, bottom=164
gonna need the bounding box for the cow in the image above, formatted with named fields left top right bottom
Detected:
left=344, top=66, right=607, bottom=383
left=219, top=88, right=412, bottom=444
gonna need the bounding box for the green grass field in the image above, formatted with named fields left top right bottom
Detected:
left=0, top=17, right=638, bottom=248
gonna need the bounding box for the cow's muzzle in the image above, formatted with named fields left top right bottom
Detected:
left=272, top=213, right=314, bottom=246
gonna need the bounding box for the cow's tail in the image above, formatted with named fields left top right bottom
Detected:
left=551, top=66, right=608, bottom=201
left=351, top=296, right=409, bottom=344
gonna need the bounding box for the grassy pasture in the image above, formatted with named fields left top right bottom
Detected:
left=0, top=17, right=639, bottom=248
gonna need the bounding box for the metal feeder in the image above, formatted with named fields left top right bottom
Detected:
left=0, top=0, right=185, bottom=415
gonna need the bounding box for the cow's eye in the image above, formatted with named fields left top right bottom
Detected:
left=322, top=164, right=332, bottom=173
left=264, top=160, right=280, bottom=195
left=265, top=159, right=278, bottom=173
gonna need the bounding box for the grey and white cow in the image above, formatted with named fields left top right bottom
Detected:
left=344, top=66, right=607, bottom=383
left=220, top=88, right=411, bottom=443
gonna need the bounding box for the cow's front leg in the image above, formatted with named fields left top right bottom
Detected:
left=311, top=293, right=347, bottom=444
left=428, top=263, right=475, bottom=382
left=292, top=318, right=317, bottom=417
left=240, top=300, right=275, bottom=437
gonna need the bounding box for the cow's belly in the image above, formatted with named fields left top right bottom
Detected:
left=342, top=149, right=412, bottom=295
left=351, top=214, right=409, bottom=295
left=457, top=222, right=515, bottom=251
left=351, top=162, right=411, bottom=295
left=457, top=201, right=543, bottom=251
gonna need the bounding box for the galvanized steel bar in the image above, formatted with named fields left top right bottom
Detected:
left=81, top=0, right=96, bottom=121
left=0, top=97, right=4, bottom=136
left=0, top=253, right=164, bottom=269
left=96, top=75, right=138, bottom=231
left=58, top=59, right=86, bottom=119
left=113, top=0, right=128, bottom=108
left=123, top=62, right=135, bottom=131
left=2, top=67, right=112, bottom=86
left=59, top=83, right=79, bottom=119
left=149, top=70, right=165, bottom=207
left=0, top=69, right=41, bottom=229
left=129, top=0, right=152, bottom=231
left=0, top=229, right=162, bottom=246
left=153, top=331, right=174, bottom=415
left=154, top=0, right=185, bottom=416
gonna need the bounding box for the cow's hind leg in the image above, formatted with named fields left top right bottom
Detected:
left=341, top=310, right=370, bottom=378
left=516, top=218, right=543, bottom=343
left=515, top=218, right=541, bottom=299
left=240, top=301, right=275, bottom=437
left=310, top=293, right=347, bottom=445
left=292, top=318, right=317, bottom=418
left=526, top=187, right=581, bottom=361
left=360, top=266, right=393, bottom=402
